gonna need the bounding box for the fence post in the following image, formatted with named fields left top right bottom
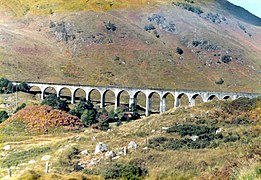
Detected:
left=8, top=168, right=11, bottom=177
left=45, top=162, right=49, bottom=173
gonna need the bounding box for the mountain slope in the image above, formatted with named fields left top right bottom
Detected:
left=0, top=0, right=260, bottom=92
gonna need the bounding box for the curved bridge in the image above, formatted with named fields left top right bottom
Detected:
left=14, top=82, right=260, bottom=116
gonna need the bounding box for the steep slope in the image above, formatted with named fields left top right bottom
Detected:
left=0, top=0, right=260, bottom=92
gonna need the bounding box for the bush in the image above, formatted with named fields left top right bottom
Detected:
left=222, top=97, right=260, bottom=114
left=102, top=163, right=147, bottom=179
left=221, top=55, right=232, bottom=63
left=41, top=94, right=69, bottom=112
left=104, top=21, right=117, bottom=32
left=144, top=24, right=156, bottom=31
left=16, top=82, right=30, bottom=92
left=14, top=103, right=26, bottom=113
left=176, top=47, right=184, bottom=55
left=0, top=111, right=9, bottom=123
left=215, top=78, right=224, bottom=85
left=167, top=124, right=217, bottom=137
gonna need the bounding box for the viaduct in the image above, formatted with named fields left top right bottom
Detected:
left=14, top=82, right=261, bottom=117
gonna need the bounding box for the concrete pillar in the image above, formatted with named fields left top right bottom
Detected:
left=160, top=97, right=166, bottom=113
left=100, top=92, right=105, bottom=109
left=71, top=91, right=75, bottom=104
left=190, top=98, right=196, bottom=107
left=174, top=96, right=180, bottom=108
left=145, top=95, right=150, bottom=117
left=129, top=96, right=135, bottom=107
left=115, top=95, right=119, bottom=110
left=41, top=92, right=44, bottom=100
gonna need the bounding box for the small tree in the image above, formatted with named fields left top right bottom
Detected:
left=17, top=82, right=30, bottom=92
left=14, top=103, right=26, bottom=113
left=81, top=109, right=98, bottom=127
left=41, top=94, right=69, bottom=112
left=0, top=111, right=9, bottom=123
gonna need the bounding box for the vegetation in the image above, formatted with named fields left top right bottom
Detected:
left=41, top=94, right=70, bottom=112
left=0, top=110, right=9, bottom=123
left=102, top=163, right=147, bottom=179
left=173, top=2, right=203, bottom=15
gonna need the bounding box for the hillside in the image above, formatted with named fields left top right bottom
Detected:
left=0, top=0, right=260, bottom=92
left=0, top=97, right=260, bottom=179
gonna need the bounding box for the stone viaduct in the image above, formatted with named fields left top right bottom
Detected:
left=14, top=82, right=260, bottom=117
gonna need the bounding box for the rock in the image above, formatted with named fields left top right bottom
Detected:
left=80, top=150, right=89, bottom=155
left=143, top=147, right=149, bottom=150
left=105, top=151, right=116, bottom=158
left=128, top=141, right=138, bottom=149
left=112, top=156, right=121, bottom=160
left=2, top=145, right=11, bottom=151
left=89, top=159, right=98, bottom=166
left=216, top=128, right=222, bottom=134
left=151, top=129, right=156, bottom=133
left=161, top=127, right=169, bottom=131
left=28, top=159, right=36, bottom=164
left=191, top=135, right=199, bottom=141
left=95, top=142, right=108, bottom=154
left=41, top=155, right=52, bottom=161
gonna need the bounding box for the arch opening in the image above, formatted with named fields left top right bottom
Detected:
left=59, top=87, right=72, bottom=102
left=148, top=92, right=160, bottom=114
left=163, top=92, right=175, bottom=111
left=117, top=90, right=130, bottom=110
left=223, top=96, right=232, bottom=100
left=177, top=93, right=189, bottom=107
left=191, top=94, right=203, bottom=106
left=103, top=90, right=116, bottom=109
left=74, top=88, right=86, bottom=102
left=43, top=87, right=57, bottom=99
left=88, top=89, right=101, bottom=108
left=134, top=91, right=146, bottom=116
left=208, top=95, right=219, bottom=102
left=29, top=86, right=42, bottom=100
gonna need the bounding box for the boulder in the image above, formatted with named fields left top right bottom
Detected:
left=28, top=159, right=36, bottom=164
left=128, top=141, right=138, bottom=149
left=105, top=151, right=116, bottom=158
left=80, top=150, right=89, bottom=155
left=191, top=135, right=199, bottom=141
left=2, top=145, right=11, bottom=151
left=95, top=142, right=108, bottom=154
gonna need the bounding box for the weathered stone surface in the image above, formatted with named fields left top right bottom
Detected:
left=105, top=150, right=116, bottom=158
left=80, top=150, right=89, bottom=155
left=2, top=145, right=11, bottom=151
left=128, top=141, right=138, bottom=149
left=95, top=142, right=108, bottom=153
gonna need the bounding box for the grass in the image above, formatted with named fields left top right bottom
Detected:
left=0, top=95, right=259, bottom=179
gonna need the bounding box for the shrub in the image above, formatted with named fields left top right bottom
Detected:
left=222, top=97, right=260, bottom=114
left=16, top=82, right=30, bottom=92
left=81, top=109, right=98, bottom=127
left=14, top=103, right=26, bottom=113
left=102, top=163, right=147, bottom=179
left=167, top=124, right=217, bottom=137
left=104, top=21, right=117, bottom=32
left=176, top=47, right=184, bottom=55
left=41, top=94, right=69, bottom=112
left=221, top=55, right=232, bottom=63
left=215, top=78, right=224, bottom=85
left=0, top=110, right=9, bottom=123
left=144, top=24, right=156, bottom=31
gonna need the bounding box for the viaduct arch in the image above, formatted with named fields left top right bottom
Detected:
left=14, top=82, right=261, bottom=117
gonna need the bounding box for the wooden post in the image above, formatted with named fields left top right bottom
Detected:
left=8, top=168, right=11, bottom=177
left=45, top=162, right=49, bottom=173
